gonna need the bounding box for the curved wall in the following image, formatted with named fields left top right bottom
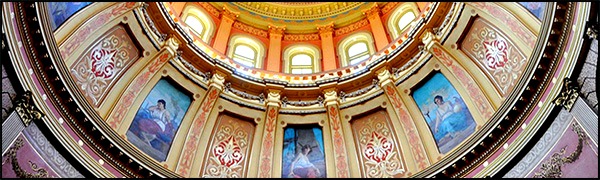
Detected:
left=1, top=2, right=597, bottom=178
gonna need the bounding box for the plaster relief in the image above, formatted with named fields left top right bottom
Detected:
left=460, top=18, right=527, bottom=97
left=351, top=109, right=406, bottom=178
left=201, top=114, right=255, bottom=178
left=70, top=25, right=140, bottom=107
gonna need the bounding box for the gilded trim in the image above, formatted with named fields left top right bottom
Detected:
left=14, top=91, right=44, bottom=127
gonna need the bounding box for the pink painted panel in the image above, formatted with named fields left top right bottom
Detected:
left=2, top=135, right=59, bottom=178
left=528, top=121, right=598, bottom=178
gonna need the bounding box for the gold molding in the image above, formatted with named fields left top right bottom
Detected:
left=317, top=22, right=335, bottom=34
left=267, top=24, right=286, bottom=35
left=553, top=78, right=579, bottom=111
left=363, top=4, right=380, bottom=17
left=14, top=91, right=44, bottom=127
left=221, top=6, right=240, bottom=20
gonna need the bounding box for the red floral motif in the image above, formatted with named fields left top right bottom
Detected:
left=61, top=2, right=136, bottom=58
left=148, top=53, right=170, bottom=73
left=326, top=105, right=349, bottom=177
left=364, top=132, right=393, bottom=163
left=432, top=47, right=453, bottom=66
left=90, top=48, right=117, bottom=78
left=483, top=38, right=509, bottom=69
left=213, top=136, right=243, bottom=168
left=329, top=106, right=341, bottom=130
left=265, top=108, right=277, bottom=132
left=450, top=65, right=492, bottom=119
left=178, top=88, right=220, bottom=176
left=259, top=106, right=278, bottom=177
left=383, top=83, right=430, bottom=169
left=473, top=2, right=535, bottom=47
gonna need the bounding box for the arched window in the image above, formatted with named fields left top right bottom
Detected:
left=283, top=44, right=321, bottom=74
left=232, top=45, right=256, bottom=67
left=290, top=53, right=314, bottom=74
left=181, top=6, right=216, bottom=43
left=397, top=11, right=416, bottom=31
left=347, top=42, right=370, bottom=65
left=227, top=35, right=266, bottom=68
left=184, top=15, right=205, bottom=36
left=387, top=3, right=419, bottom=40
left=337, top=31, right=376, bottom=67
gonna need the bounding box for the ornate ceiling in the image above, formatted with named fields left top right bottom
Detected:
left=211, top=2, right=382, bottom=33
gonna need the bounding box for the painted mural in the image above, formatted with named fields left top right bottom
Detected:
left=282, top=125, right=326, bottom=178
left=126, top=79, right=192, bottom=162
left=412, top=72, right=476, bottom=154
left=518, top=2, right=546, bottom=20
left=202, top=114, right=255, bottom=178
left=47, top=2, right=92, bottom=31
left=351, top=110, right=406, bottom=178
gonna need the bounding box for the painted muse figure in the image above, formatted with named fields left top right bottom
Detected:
left=138, top=99, right=173, bottom=145
left=432, top=95, right=468, bottom=140
left=289, top=145, right=321, bottom=178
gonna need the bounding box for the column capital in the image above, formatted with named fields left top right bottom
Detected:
left=323, top=88, right=339, bottom=106
left=162, top=36, right=181, bottom=55
left=221, top=6, right=240, bottom=20
left=268, top=24, right=286, bottom=35
left=209, top=70, right=227, bottom=90
left=317, top=22, right=335, bottom=35
left=420, top=30, right=438, bottom=51
left=266, top=89, right=282, bottom=107
left=363, top=4, right=381, bottom=18
left=375, top=67, right=393, bottom=86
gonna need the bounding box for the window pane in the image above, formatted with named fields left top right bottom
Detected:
left=233, top=57, right=254, bottom=67
left=234, top=45, right=255, bottom=60
left=291, top=54, right=312, bottom=65
left=348, top=43, right=368, bottom=57
left=350, top=54, right=370, bottom=65
left=398, top=12, right=416, bottom=30
left=185, top=16, right=204, bottom=36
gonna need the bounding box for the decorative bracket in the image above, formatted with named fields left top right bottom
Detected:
left=585, top=22, right=598, bottom=39
left=553, top=78, right=579, bottom=111
left=14, top=91, right=44, bottom=127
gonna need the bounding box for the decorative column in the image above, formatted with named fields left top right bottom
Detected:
left=376, top=68, right=431, bottom=170
left=175, top=71, right=226, bottom=177
left=318, top=23, right=337, bottom=71
left=266, top=25, right=285, bottom=72
left=212, top=7, right=239, bottom=53
left=363, top=4, right=389, bottom=51
left=323, top=88, right=350, bottom=178
left=258, top=89, right=281, bottom=177
left=2, top=91, right=44, bottom=153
